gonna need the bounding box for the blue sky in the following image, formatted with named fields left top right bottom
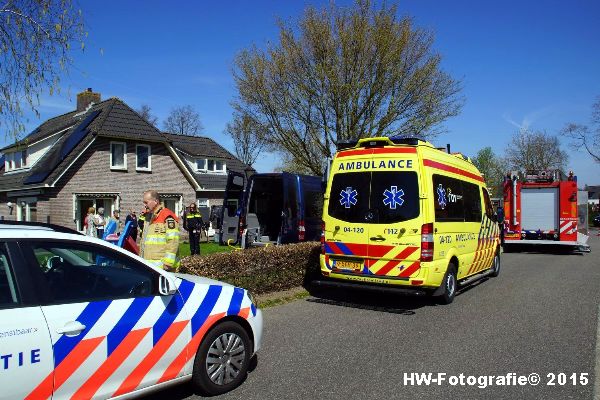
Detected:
left=5, top=0, right=600, bottom=185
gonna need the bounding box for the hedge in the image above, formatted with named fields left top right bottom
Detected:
left=179, top=242, right=321, bottom=294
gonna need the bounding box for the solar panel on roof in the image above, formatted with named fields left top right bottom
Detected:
left=23, top=110, right=100, bottom=185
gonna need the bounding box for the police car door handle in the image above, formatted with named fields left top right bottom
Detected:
left=56, top=321, right=86, bottom=337
left=370, top=235, right=386, bottom=242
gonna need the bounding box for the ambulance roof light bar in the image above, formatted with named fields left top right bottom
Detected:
left=336, top=139, right=359, bottom=150
left=389, top=135, right=426, bottom=146
left=336, top=135, right=427, bottom=150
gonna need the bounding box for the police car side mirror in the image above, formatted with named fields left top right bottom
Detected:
left=158, top=275, right=177, bottom=296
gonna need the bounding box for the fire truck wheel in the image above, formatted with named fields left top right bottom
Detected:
left=490, top=251, right=501, bottom=277
left=438, top=263, right=457, bottom=305
left=192, top=321, right=252, bottom=396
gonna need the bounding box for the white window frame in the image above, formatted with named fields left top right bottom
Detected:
left=4, top=150, right=28, bottom=172
left=198, top=198, right=209, bottom=207
left=135, top=144, right=152, bottom=171
left=194, top=158, right=226, bottom=174
left=214, top=160, right=226, bottom=173
left=110, top=141, right=127, bottom=170
left=195, top=158, right=207, bottom=172
left=4, top=153, right=13, bottom=171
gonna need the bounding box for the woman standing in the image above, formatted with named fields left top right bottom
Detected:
left=84, top=207, right=96, bottom=237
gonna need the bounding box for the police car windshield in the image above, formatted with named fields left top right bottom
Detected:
left=328, top=171, right=419, bottom=223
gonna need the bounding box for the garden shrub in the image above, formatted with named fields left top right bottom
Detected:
left=179, top=242, right=321, bottom=294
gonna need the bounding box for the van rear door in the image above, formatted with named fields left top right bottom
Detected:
left=367, top=169, right=422, bottom=279
left=324, top=164, right=371, bottom=273
left=220, top=172, right=245, bottom=245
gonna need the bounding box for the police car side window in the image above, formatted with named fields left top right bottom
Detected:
left=26, top=241, right=157, bottom=305
left=0, top=245, right=19, bottom=308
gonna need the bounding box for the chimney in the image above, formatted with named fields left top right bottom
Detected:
left=76, top=88, right=101, bottom=112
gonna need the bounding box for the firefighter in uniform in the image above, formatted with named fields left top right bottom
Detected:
left=140, top=190, right=180, bottom=271
left=183, top=202, right=204, bottom=255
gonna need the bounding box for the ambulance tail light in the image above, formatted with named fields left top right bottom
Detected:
left=321, top=221, right=325, bottom=254
left=421, top=223, right=434, bottom=262
left=298, top=220, right=306, bottom=241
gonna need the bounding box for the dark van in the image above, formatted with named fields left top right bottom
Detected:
left=219, top=172, right=323, bottom=248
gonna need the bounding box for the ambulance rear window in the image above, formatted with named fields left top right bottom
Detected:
left=328, top=171, right=419, bottom=223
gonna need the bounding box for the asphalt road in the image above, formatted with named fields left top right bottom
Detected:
left=148, top=233, right=600, bottom=400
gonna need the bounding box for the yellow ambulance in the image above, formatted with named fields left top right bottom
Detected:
left=318, top=136, right=499, bottom=304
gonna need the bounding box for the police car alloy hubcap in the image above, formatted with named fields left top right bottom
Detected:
left=206, top=333, right=246, bottom=385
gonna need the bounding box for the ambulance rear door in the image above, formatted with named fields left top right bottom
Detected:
left=323, top=154, right=371, bottom=274
left=366, top=152, right=422, bottom=279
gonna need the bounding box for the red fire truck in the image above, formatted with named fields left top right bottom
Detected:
left=502, top=170, right=590, bottom=252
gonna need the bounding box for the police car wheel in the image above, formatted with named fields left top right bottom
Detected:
left=192, top=321, right=252, bottom=396
left=490, top=252, right=501, bottom=277
left=438, top=263, right=457, bottom=305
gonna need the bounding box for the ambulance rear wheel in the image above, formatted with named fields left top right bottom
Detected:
left=438, top=263, right=457, bottom=305
left=192, top=321, right=252, bottom=396
left=490, top=252, right=501, bottom=277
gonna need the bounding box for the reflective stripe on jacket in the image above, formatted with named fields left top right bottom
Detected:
left=183, top=211, right=203, bottom=231
left=140, top=206, right=180, bottom=271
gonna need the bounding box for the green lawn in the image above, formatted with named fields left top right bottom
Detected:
left=178, top=240, right=233, bottom=258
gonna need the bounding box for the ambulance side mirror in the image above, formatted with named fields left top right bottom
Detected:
left=158, top=275, right=177, bottom=296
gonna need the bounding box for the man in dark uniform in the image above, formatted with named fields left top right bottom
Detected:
left=183, top=202, right=204, bottom=255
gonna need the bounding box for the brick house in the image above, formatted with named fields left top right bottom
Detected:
left=0, top=89, right=253, bottom=233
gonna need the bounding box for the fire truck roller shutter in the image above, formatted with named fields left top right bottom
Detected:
left=521, top=188, right=559, bottom=232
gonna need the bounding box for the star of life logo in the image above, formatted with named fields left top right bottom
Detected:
left=383, top=186, right=405, bottom=209
left=340, top=187, right=358, bottom=209
left=437, top=184, right=447, bottom=209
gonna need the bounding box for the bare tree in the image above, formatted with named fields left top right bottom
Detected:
left=472, top=147, right=504, bottom=197
left=136, top=104, right=158, bottom=126
left=561, top=96, right=600, bottom=164
left=225, top=112, right=267, bottom=167
left=1, top=0, right=85, bottom=139
left=232, top=0, right=463, bottom=175
left=505, top=130, right=568, bottom=172
left=163, top=105, right=203, bottom=136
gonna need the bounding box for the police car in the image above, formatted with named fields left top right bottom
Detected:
left=0, top=222, right=263, bottom=399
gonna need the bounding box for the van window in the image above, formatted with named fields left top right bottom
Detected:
left=305, top=190, right=323, bottom=219
left=328, top=172, right=370, bottom=223
left=433, top=175, right=465, bottom=222
left=482, top=188, right=494, bottom=219
left=328, top=171, right=419, bottom=223
left=463, top=181, right=482, bottom=222
left=285, top=180, right=298, bottom=220
left=433, top=174, right=482, bottom=223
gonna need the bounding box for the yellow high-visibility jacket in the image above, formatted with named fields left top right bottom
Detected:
left=140, top=206, right=180, bottom=271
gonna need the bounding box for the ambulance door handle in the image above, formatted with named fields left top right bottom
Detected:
left=56, top=321, right=86, bottom=337
left=370, top=235, right=386, bottom=242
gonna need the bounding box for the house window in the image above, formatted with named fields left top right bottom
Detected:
left=136, top=144, right=151, bottom=171
left=4, top=153, right=12, bottom=171
left=198, top=198, right=209, bottom=207
left=195, top=158, right=226, bottom=173
left=110, top=142, right=127, bottom=170
left=4, top=150, right=27, bottom=171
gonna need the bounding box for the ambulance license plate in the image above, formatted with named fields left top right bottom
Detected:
left=335, top=260, right=362, bottom=271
